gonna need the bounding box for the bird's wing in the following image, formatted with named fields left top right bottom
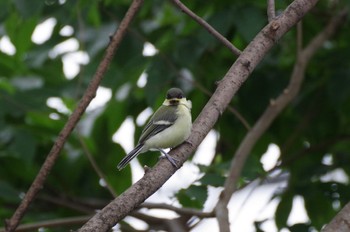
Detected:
left=139, top=105, right=178, bottom=143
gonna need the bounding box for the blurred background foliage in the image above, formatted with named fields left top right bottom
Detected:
left=0, top=0, right=350, bottom=231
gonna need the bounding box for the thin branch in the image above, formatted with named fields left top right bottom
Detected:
left=38, top=194, right=95, bottom=214
left=77, top=134, right=118, bottom=198
left=141, top=202, right=215, bottom=218
left=227, top=105, right=251, bottom=130
left=1, top=216, right=91, bottom=232
left=171, top=0, right=241, bottom=56
left=4, top=0, right=144, bottom=231
left=215, top=7, right=347, bottom=232
left=267, top=0, right=276, bottom=22
left=78, top=1, right=320, bottom=231
left=129, top=212, right=189, bottom=232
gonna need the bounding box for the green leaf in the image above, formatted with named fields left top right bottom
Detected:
left=87, top=2, right=101, bottom=26
left=5, top=12, right=37, bottom=58
left=13, top=0, right=44, bottom=18
left=177, top=185, right=207, bottom=209
left=0, top=180, right=20, bottom=203
left=0, top=77, right=15, bottom=94
left=199, top=173, right=225, bottom=187
left=288, top=223, right=311, bottom=232
left=275, top=192, right=294, bottom=229
left=8, top=128, right=37, bottom=163
left=304, top=187, right=335, bottom=229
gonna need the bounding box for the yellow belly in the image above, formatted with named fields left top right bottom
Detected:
left=144, top=104, right=192, bottom=149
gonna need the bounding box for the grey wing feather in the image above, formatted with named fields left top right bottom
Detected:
left=139, top=105, right=177, bottom=143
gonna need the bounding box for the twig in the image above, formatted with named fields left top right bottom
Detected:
left=38, top=194, right=95, bottom=214
left=4, top=0, right=144, bottom=231
left=215, top=7, right=347, bottom=232
left=78, top=1, right=320, bottom=231
left=141, top=202, right=215, bottom=218
left=129, top=211, right=189, bottom=231
left=1, top=216, right=91, bottom=232
left=77, top=134, right=118, bottom=198
left=171, top=0, right=241, bottom=56
left=267, top=0, right=276, bottom=22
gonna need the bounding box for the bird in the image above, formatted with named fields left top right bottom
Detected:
left=117, top=87, right=192, bottom=170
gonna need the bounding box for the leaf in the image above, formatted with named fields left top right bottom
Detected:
left=0, top=53, right=18, bottom=77
left=303, top=187, right=335, bottom=229
left=177, top=185, right=208, bottom=209
left=199, top=173, right=225, bottom=187
left=275, top=192, right=294, bottom=229
left=8, top=128, right=37, bottom=163
left=5, top=12, right=37, bottom=57
left=0, top=180, right=20, bottom=203
left=288, top=223, right=311, bottom=232
left=13, top=0, right=44, bottom=18
left=0, top=77, right=15, bottom=94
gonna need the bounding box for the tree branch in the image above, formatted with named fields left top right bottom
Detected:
left=140, top=202, right=215, bottom=218
left=267, top=0, right=276, bottom=22
left=170, top=0, right=242, bottom=56
left=1, top=216, right=90, bottom=232
left=129, top=212, right=190, bottom=232
left=78, top=0, right=320, bottom=231
left=215, top=6, right=347, bottom=232
left=322, top=202, right=350, bottom=232
left=4, top=0, right=144, bottom=231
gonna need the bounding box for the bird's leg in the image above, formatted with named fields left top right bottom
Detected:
left=157, top=149, right=179, bottom=168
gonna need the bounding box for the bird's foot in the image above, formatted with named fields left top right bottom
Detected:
left=158, top=149, right=179, bottom=168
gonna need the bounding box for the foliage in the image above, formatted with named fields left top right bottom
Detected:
left=0, top=0, right=350, bottom=231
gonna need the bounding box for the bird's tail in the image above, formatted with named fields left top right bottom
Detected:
left=117, top=144, right=144, bottom=170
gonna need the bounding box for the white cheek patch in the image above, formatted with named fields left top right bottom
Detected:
left=154, top=120, right=173, bottom=125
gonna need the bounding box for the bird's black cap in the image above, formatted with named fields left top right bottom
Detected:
left=166, top=88, right=185, bottom=99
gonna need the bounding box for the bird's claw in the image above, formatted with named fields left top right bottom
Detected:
left=158, top=149, right=179, bottom=168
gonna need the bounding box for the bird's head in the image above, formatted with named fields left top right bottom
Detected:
left=163, top=88, right=191, bottom=109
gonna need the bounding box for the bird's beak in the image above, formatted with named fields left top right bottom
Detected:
left=169, top=98, right=181, bottom=105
